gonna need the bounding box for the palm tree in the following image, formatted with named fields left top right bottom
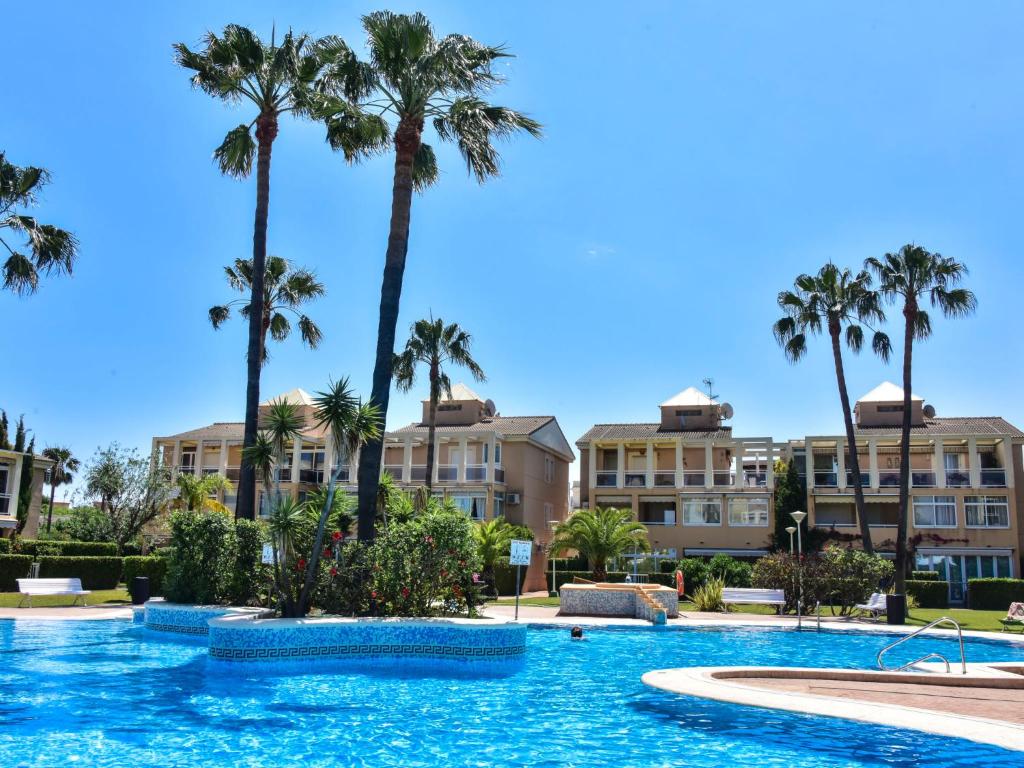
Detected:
left=259, top=398, right=306, bottom=511
left=867, top=245, right=976, bottom=606
left=315, top=12, right=541, bottom=540
left=550, top=507, right=650, bottom=582
left=175, top=25, right=326, bottom=520
left=1, top=152, right=79, bottom=295
left=473, top=517, right=531, bottom=594
left=40, top=446, right=79, bottom=533
left=773, top=264, right=892, bottom=554
left=209, top=256, right=325, bottom=363
left=393, top=317, right=486, bottom=491
left=175, top=472, right=234, bottom=514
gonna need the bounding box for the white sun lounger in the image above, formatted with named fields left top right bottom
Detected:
left=855, top=592, right=887, bottom=619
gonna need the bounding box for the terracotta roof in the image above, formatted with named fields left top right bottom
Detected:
left=576, top=423, right=733, bottom=445
left=855, top=417, right=1024, bottom=437
left=388, top=415, right=554, bottom=437
left=156, top=422, right=245, bottom=441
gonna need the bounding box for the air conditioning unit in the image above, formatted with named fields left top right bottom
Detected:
left=507, top=492, right=522, bottom=505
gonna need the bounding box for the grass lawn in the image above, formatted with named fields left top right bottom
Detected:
left=494, top=596, right=561, bottom=607
left=0, top=588, right=130, bottom=608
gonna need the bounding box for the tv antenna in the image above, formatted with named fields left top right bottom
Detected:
left=702, top=377, right=718, bottom=402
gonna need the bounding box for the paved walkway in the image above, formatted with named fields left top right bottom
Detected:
left=0, top=604, right=134, bottom=621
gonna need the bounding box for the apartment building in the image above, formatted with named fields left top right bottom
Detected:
left=798, top=381, right=1024, bottom=605
left=0, top=448, right=53, bottom=539
left=576, top=387, right=782, bottom=562
left=152, top=384, right=574, bottom=591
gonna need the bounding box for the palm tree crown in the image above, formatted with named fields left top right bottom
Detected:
left=1, top=153, right=79, bottom=295
left=209, top=256, right=325, bottom=364
left=41, top=446, right=79, bottom=533
left=394, top=317, right=486, bottom=491
left=550, top=507, right=650, bottom=582
left=175, top=472, right=234, bottom=514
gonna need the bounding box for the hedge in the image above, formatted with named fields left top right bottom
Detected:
left=0, top=539, right=10, bottom=554
left=968, top=578, right=1024, bottom=610
left=0, top=555, right=34, bottom=590
left=905, top=579, right=948, bottom=608
left=14, top=540, right=140, bottom=557
left=123, top=556, right=167, bottom=596
left=37, top=556, right=123, bottom=590
left=911, top=570, right=939, bottom=581
left=493, top=559, right=529, bottom=596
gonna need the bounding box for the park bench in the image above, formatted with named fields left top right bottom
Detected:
left=17, top=578, right=91, bottom=608
left=721, top=587, right=786, bottom=612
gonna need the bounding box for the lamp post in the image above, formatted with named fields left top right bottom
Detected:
left=548, top=520, right=559, bottom=597
left=790, top=511, right=807, bottom=629
left=785, top=525, right=797, bottom=622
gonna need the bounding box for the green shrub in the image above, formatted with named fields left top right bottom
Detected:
left=905, top=579, right=948, bottom=608
left=123, top=556, right=168, bottom=596
left=163, top=510, right=235, bottom=604
left=548, top=555, right=588, bottom=572
left=911, top=570, right=939, bottom=581
left=493, top=557, right=529, bottom=596
left=37, top=556, right=123, bottom=590
left=0, top=539, right=11, bottom=554
left=819, top=547, right=895, bottom=614
left=707, top=554, right=752, bottom=588
left=968, top=578, right=1024, bottom=610
left=547, top=570, right=629, bottom=592
left=15, top=539, right=120, bottom=557
left=0, top=555, right=34, bottom=590
left=53, top=506, right=114, bottom=544
left=692, top=576, right=725, bottom=612
left=226, top=519, right=270, bottom=606
left=658, top=559, right=678, bottom=574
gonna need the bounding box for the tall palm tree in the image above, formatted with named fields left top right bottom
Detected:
left=773, top=264, right=891, bottom=554
left=867, top=245, right=976, bottom=606
left=393, top=317, right=486, bottom=491
left=175, top=25, right=326, bottom=520
left=41, top=446, right=79, bottom=533
left=209, top=256, right=325, bottom=363
left=1, top=152, right=79, bottom=295
left=550, top=507, right=650, bottom=582
left=315, top=12, right=541, bottom=540
left=174, top=472, right=234, bottom=514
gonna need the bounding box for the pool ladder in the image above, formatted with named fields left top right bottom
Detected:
left=876, top=617, right=967, bottom=674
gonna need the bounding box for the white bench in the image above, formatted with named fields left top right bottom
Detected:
left=722, top=587, right=786, bottom=612
left=17, top=578, right=91, bottom=607
left=855, top=592, right=888, bottom=619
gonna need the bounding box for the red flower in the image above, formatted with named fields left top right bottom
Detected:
left=452, top=585, right=463, bottom=597
left=458, top=560, right=466, bottom=568
left=322, top=548, right=332, bottom=559
left=371, top=591, right=378, bottom=599
left=425, top=536, right=434, bottom=545
left=297, top=558, right=306, bottom=571
left=440, top=569, right=448, bottom=578
left=401, top=587, right=410, bottom=598
left=332, top=531, right=342, bottom=542
left=329, top=567, right=338, bottom=577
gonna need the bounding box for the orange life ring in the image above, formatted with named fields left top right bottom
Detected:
left=675, top=570, right=685, bottom=597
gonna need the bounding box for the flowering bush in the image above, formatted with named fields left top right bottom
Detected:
left=752, top=546, right=893, bottom=614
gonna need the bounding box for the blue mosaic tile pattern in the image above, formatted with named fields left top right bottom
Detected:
left=207, top=619, right=527, bottom=670
left=143, top=601, right=272, bottom=636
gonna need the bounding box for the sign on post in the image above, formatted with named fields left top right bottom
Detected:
left=509, top=539, right=532, bottom=621
left=261, top=543, right=275, bottom=565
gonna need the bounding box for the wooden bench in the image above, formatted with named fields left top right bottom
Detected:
left=722, top=587, right=786, bottom=612
left=17, top=578, right=91, bottom=607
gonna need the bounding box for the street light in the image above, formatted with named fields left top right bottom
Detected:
left=790, top=511, right=806, bottom=629
left=785, top=526, right=796, bottom=554
left=548, top=520, right=559, bottom=597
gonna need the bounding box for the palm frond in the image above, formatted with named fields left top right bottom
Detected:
left=213, top=124, right=256, bottom=178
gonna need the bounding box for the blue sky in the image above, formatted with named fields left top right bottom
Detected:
left=4, top=2, right=1023, bottom=500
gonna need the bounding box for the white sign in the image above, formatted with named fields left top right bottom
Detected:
left=509, top=539, right=532, bottom=566
left=261, top=543, right=275, bottom=565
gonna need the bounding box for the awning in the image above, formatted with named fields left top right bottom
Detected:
left=917, top=548, right=1014, bottom=557
left=684, top=548, right=769, bottom=557
left=814, top=494, right=899, bottom=503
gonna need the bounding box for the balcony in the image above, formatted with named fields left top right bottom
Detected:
left=813, top=471, right=837, bottom=487
left=878, top=470, right=900, bottom=487
left=201, top=467, right=219, bottom=477
left=279, top=467, right=292, bottom=483
left=437, top=465, right=457, bottom=482
left=596, top=471, right=617, bottom=488
left=911, top=471, right=936, bottom=488
left=713, top=470, right=734, bottom=487
left=682, top=471, right=705, bottom=487
left=845, top=470, right=870, bottom=487
left=495, top=467, right=505, bottom=483
left=466, top=464, right=487, bottom=482
left=945, top=470, right=971, bottom=488
left=299, top=469, right=324, bottom=484
left=383, top=464, right=404, bottom=480
left=624, top=471, right=646, bottom=488
left=178, top=465, right=195, bottom=476
left=743, top=471, right=767, bottom=488
left=410, top=465, right=428, bottom=482
left=981, top=468, right=1007, bottom=487
left=226, top=466, right=240, bottom=482
left=654, top=471, right=676, bottom=487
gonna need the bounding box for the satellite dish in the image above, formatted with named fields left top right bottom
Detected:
left=484, top=399, right=497, bottom=417
left=720, top=403, right=734, bottom=420
left=923, top=404, right=936, bottom=418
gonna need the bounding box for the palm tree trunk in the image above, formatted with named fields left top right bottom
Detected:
left=46, top=480, right=56, bottom=533
left=425, top=360, right=439, bottom=493
left=236, top=112, right=277, bottom=521
left=894, top=300, right=916, bottom=598
left=298, top=448, right=345, bottom=617
left=829, top=326, right=874, bottom=554
left=356, top=118, right=422, bottom=540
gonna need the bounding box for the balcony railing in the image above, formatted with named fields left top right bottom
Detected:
left=713, top=470, right=734, bottom=487
left=201, top=467, right=219, bottom=477
left=911, top=471, right=936, bottom=488
left=410, top=465, right=428, bottom=482
left=383, top=465, right=404, bottom=480
left=945, top=469, right=971, bottom=488
left=743, top=471, right=767, bottom=487
left=278, top=467, right=292, bottom=483
left=595, top=471, right=617, bottom=487
left=845, top=471, right=870, bottom=487
left=437, top=465, right=457, bottom=482
left=178, top=465, right=195, bottom=476
left=624, top=471, right=646, bottom=488
left=226, top=466, right=240, bottom=482
left=299, top=469, right=324, bottom=484
left=466, top=464, right=487, bottom=482
left=878, top=470, right=900, bottom=487
left=981, top=468, right=1006, bottom=487
left=495, top=467, right=505, bottom=483
left=813, top=471, right=837, bottom=487
left=682, top=471, right=705, bottom=487
left=654, top=471, right=676, bottom=487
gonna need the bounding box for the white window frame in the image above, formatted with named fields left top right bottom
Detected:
left=493, top=492, right=505, bottom=519
left=452, top=493, right=487, bottom=521
left=965, top=495, right=1010, bottom=529
left=681, top=496, right=721, bottom=526
left=912, top=495, right=957, bottom=528
left=727, top=497, right=769, bottom=527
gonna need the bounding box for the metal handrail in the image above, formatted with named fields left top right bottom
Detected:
left=877, top=617, right=967, bottom=674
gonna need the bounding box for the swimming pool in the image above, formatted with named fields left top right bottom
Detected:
left=2, top=620, right=1022, bottom=767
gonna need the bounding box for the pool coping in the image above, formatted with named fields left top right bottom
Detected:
left=642, top=664, right=1024, bottom=752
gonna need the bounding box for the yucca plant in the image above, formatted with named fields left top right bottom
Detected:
left=691, top=577, right=725, bottom=612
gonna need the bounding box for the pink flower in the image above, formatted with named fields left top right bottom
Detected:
left=329, top=567, right=338, bottom=577
left=371, top=591, right=378, bottom=599
left=322, top=548, right=332, bottom=559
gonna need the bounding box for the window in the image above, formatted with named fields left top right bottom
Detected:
left=682, top=497, right=721, bottom=526
left=965, top=496, right=1009, bottom=528
left=544, top=456, right=555, bottom=484
left=544, top=502, right=554, bottom=522
left=640, top=500, right=677, bottom=526
left=495, top=442, right=502, bottom=465
left=728, top=497, right=768, bottom=527
left=452, top=494, right=486, bottom=520
left=493, top=492, right=504, bottom=518
left=438, top=403, right=463, bottom=412
left=675, top=409, right=702, bottom=416
left=943, top=452, right=961, bottom=471
left=300, top=444, right=326, bottom=484
left=913, top=495, right=957, bottom=528
left=877, top=405, right=904, bottom=413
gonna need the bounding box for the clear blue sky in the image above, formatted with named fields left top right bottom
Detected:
left=4, top=2, right=1023, bottom=501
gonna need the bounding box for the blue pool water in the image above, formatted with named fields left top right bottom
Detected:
left=2, top=620, right=1023, bottom=767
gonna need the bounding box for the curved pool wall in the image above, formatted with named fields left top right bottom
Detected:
left=143, top=600, right=273, bottom=635
left=207, top=614, right=527, bottom=671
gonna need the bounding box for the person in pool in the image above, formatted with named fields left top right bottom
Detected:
left=570, top=626, right=584, bottom=640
